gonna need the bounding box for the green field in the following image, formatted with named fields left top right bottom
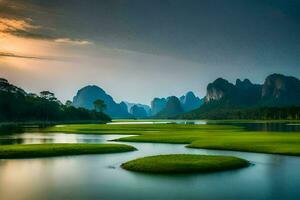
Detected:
left=0, top=143, right=136, bottom=159
left=39, top=122, right=300, bottom=156
left=121, top=154, right=249, bottom=174
left=40, top=123, right=243, bottom=136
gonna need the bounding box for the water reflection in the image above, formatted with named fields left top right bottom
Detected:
left=0, top=133, right=123, bottom=145
left=0, top=121, right=300, bottom=199
left=1, top=138, right=300, bottom=200
left=0, top=124, right=24, bottom=135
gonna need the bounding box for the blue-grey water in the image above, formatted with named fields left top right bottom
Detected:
left=0, top=123, right=300, bottom=200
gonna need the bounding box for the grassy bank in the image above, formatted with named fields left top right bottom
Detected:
left=40, top=123, right=242, bottom=135
left=121, top=154, right=249, bottom=174
left=187, top=134, right=300, bottom=156
left=38, top=122, right=300, bottom=156
left=117, top=129, right=300, bottom=156
left=0, top=143, right=136, bottom=159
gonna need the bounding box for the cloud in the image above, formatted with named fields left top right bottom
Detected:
left=0, top=1, right=91, bottom=44
left=0, top=18, right=37, bottom=31
left=0, top=1, right=26, bottom=19
left=54, top=38, right=93, bottom=45
left=0, top=17, right=92, bottom=46
left=0, top=52, right=65, bottom=60
left=0, top=52, right=42, bottom=59
left=0, top=17, right=51, bottom=39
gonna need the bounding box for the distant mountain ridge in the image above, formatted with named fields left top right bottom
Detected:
left=205, top=78, right=262, bottom=106
left=182, top=74, right=300, bottom=119
left=130, top=105, right=148, bottom=119
left=155, top=96, right=184, bottom=118
left=71, top=73, right=300, bottom=120
left=261, top=74, right=300, bottom=106
left=72, top=85, right=132, bottom=119
left=151, top=98, right=167, bottom=116
left=123, top=102, right=151, bottom=117
left=205, top=74, right=300, bottom=107
left=151, top=91, right=203, bottom=118
left=72, top=86, right=203, bottom=119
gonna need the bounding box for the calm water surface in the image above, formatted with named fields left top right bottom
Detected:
left=0, top=124, right=300, bottom=199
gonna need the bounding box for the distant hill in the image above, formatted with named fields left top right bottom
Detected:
left=261, top=74, right=300, bottom=106
left=151, top=98, right=167, bottom=116
left=130, top=105, right=148, bottom=119
left=181, top=74, right=300, bottom=119
left=204, top=74, right=300, bottom=107
left=155, top=96, right=184, bottom=118
left=123, top=101, right=151, bottom=117
left=72, top=85, right=132, bottom=119
left=150, top=91, right=203, bottom=118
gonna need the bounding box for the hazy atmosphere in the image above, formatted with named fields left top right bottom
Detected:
left=1, top=0, right=300, bottom=104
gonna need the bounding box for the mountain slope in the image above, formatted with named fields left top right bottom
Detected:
left=155, top=96, right=184, bottom=118
left=124, top=101, right=151, bottom=116
left=150, top=91, right=203, bottom=118
left=180, top=91, right=204, bottom=112
left=130, top=105, right=148, bottom=119
left=261, top=74, right=300, bottom=106
left=151, top=98, right=167, bottom=116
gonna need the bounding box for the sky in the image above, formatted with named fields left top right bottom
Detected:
left=0, top=0, right=299, bottom=105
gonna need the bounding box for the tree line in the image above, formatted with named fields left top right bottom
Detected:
left=180, top=105, right=300, bottom=120
left=0, top=90, right=110, bottom=123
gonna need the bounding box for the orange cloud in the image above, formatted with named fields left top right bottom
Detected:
left=0, top=18, right=39, bottom=35
left=0, top=17, right=92, bottom=64
left=0, top=17, right=91, bottom=45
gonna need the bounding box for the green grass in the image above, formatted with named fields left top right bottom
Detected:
left=39, top=123, right=242, bottom=135
left=187, top=133, right=300, bottom=156
left=206, top=119, right=300, bottom=124
left=37, top=121, right=300, bottom=156
left=121, top=154, right=249, bottom=174
left=0, top=143, right=136, bottom=159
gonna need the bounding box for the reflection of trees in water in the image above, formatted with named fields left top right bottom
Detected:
left=0, top=133, right=105, bottom=145
left=0, top=137, right=55, bottom=145
left=0, top=125, right=24, bottom=135
left=0, top=125, right=25, bottom=144
left=0, top=138, right=24, bottom=145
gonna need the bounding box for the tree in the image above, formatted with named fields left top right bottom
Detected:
left=65, top=100, right=72, bottom=107
left=93, top=99, right=106, bottom=112
left=40, top=91, right=56, bottom=101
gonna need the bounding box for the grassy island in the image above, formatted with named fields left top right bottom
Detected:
left=0, top=143, right=136, bottom=159
left=121, top=154, right=249, bottom=174
left=40, top=123, right=300, bottom=156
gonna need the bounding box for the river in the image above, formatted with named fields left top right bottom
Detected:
left=0, top=123, right=300, bottom=200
